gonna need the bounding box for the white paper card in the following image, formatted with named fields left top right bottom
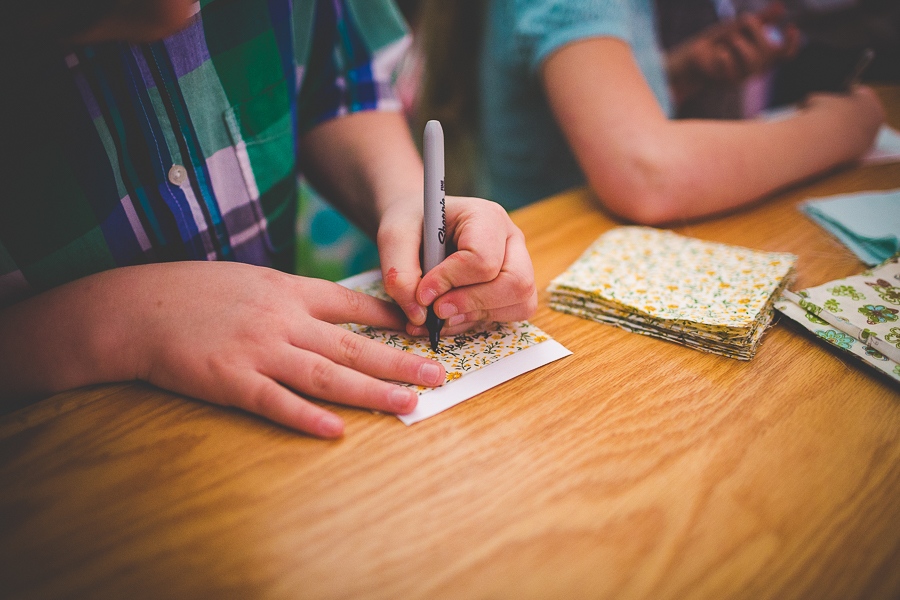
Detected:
left=338, top=270, right=572, bottom=425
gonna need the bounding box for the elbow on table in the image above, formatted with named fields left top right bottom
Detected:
left=584, top=156, right=691, bottom=226
left=596, top=191, right=677, bottom=226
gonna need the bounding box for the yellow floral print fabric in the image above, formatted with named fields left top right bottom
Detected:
left=547, top=227, right=796, bottom=360
left=341, top=279, right=552, bottom=393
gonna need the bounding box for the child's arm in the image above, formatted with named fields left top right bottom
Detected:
left=298, top=110, right=537, bottom=336
left=0, top=261, right=448, bottom=438
left=541, top=37, right=884, bottom=225
left=0, top=110, right=536, bottom=437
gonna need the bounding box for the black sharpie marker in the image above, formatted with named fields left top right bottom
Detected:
left=423, top=120, right=446, bottom=352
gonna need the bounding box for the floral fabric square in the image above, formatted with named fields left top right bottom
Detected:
left=775, top=253, right=900, bottom=383
left=340, top=279, right=554, bottom=394
left=547, top=227, right=797, bottom=360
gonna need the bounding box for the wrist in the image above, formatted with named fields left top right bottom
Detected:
left=68, top=267, right=153, bottom=385
left=0, top=267, right=149, bottom=399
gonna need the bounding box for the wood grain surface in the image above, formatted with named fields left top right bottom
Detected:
left=2, top=87, right=899, bottom=600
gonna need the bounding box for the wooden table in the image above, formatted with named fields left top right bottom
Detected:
left=2, top=88, right=900, bottom=600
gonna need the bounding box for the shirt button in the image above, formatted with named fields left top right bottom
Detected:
left=168, top=164, right=188, bottom=186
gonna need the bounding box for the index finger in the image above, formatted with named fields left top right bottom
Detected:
left=299, top=277, right=409, bottom=330
left=377, top=210, right=428, bottom=326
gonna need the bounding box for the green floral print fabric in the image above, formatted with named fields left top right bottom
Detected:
left=775, top=253, right=900, bottom=383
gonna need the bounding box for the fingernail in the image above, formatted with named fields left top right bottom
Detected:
left=420, top=362, right=443, bottom=387
left=406, top=303, right=426, bottom=325
left=317, top=413, right=344, bottom=438
left=437, top=302, right=458, bottom=319
left=389, top=388, right=416, bottom=413
left=420, top=288, right=438, bottom=306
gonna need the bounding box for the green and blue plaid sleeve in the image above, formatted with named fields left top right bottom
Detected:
left=0, top=0, right=409, bottom=307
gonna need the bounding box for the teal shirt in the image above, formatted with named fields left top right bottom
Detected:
left=479, top=0, right=673, bottom=210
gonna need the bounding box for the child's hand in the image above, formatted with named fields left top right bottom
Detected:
left=667, top=1, right=800, bottom=103
left=802, top=86, right=885, bottom=155
left=139, top=262, right=449, bottom=437
left=377, top=196, right=537, bottom=337
left=1, top=261, right=447, bottom=438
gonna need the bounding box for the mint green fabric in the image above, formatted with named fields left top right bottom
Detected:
left=801, top=189, right=900, bottom=266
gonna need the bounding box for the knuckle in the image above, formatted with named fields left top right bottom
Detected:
left=387, top=349, right=414, bottom=378
left=307, top=358, right=335, bottom=394
left=465, top=319, right=490, bottom=334
left=506, top=268, right=537, bottom=301
left=486, top=199, right=509, bottom=220
left=471, top=254, right=503, bottom=280
left=524, top=291, right=539, bottom=319
left=338, top=285, right=367, bottom=314
left=337, top=330, right=366, bottom=365
left=245, top=379, right=281, bottom=417
left=204, top=353, right=233, bottom=382
left=387, top=281, right=418, bottom=308
left=260, top=265, right=288, bottom=287
left=465, top=309, right=488, bottom=324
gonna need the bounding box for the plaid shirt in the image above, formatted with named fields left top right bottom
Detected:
left=0, top=0, right=409, bottom=307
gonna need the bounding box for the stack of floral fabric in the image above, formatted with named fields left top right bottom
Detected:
left=775, top=253, right=900, bottom=383
left=548, top=227, right=797, bottom=360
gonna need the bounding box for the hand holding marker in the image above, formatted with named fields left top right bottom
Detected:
left=423, top=120, right=446, bottom=352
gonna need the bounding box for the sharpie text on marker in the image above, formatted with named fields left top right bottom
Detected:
left=437, top=195, right=446, bottom=244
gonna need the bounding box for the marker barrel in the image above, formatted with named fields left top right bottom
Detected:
left=423, top=120, right=446, bottom=350
left=423, top=120, right=446, bottom=273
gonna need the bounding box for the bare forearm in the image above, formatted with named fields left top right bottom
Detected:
left=604, top=94, right=882, bottom=223
left=542, top=38, right=884, bottom=225
left=298, top=110, right=424, bottom=238
left=0, top=268, right=146, bottom=403
left=0, top=260, right=455, bottom=437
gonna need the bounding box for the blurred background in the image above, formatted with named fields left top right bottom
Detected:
left=297, top=0, right=899, bottom=280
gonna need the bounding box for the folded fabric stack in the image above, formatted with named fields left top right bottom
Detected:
left=548, top=227, right=797, bottom=360
left=775, top=253, right=900, bottom=383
